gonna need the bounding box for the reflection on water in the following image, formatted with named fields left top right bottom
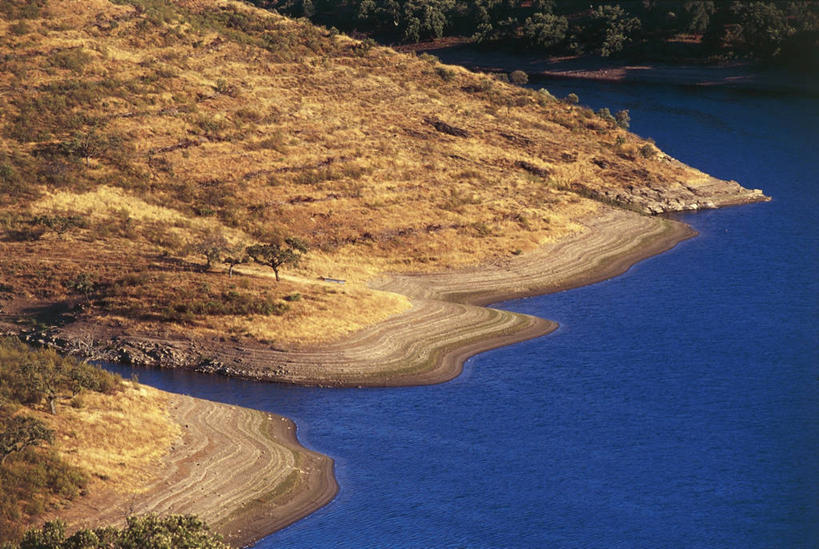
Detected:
left=105, top=82, right=818, bottom=548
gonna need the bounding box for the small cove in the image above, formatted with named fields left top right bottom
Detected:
left=104, top=79, right=818, bottom=548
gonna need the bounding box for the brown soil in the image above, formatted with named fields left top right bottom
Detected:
left=44, top=392, right=337, bottom=548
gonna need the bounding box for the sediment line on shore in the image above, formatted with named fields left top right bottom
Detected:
left=37, top=206, right=696, bottom=548
left=46, top=393, right=337, bottom=548
left=53, top=207, right=694, bottom=388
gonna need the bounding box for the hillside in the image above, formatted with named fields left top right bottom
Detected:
left=0, top=0, right=766, bottom=377
left=0, top=338, right=335, bottom=545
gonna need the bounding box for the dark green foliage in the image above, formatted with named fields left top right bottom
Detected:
left=0, top=153, right=39, bottom=204
left=521, top=12, right=568, bottom=49
left=13, top=514, right=229, bottom=549
left=576, top=4, right=642, bottom=57
left=732, top=1, right=791, bottom=59
left=596, top=107, right=616, bottom=126
left=260, top=1, right=818, bottom=66
left=190, top=232, right=230, bottom=269
left=49, top=49, right=93, bottom=73
left=640, top=143, right=656, bottom=158
left=435, top=66, right=457, bottom=81
left=62, top=273, right=98, bottom=298
left=163, top=289, right=289, bottom=322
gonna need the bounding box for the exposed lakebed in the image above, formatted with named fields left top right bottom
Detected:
left=105, top=80, right=818, bottom=547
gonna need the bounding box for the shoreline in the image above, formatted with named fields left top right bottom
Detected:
left=30, top=206, right=703, bottom=546
left=45, top=391, right=337, bottom=549
left=31, top=207, right=698, bottom=389
left=414, top=44, right=819, bottom=96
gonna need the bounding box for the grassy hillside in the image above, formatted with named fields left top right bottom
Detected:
left=0, top=0, right=754, bottom=349
left=0, top=337, right=180, bottom=542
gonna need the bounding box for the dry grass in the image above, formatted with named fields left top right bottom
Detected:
left=32, top=382, right=179, bottom=494
left=0, top=0, right=712, bottom=346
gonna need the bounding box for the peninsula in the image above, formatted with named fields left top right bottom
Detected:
left=0, top=0, right=768, bottom=545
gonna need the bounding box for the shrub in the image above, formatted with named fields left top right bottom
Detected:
left=596, top=107, right=615, bottom=126
left=49, top=48, right=93, bottom=73
left=435, top=66, right=456, bottom=82
left=639, top=144, right=657, bottom=158
left=13, top=514, right=229, bottom=548
left=565, top=92, right=579, bottom=104
left=509, top=70, right=528, bottom=85
left=536, top=88, right=556, bottom=106
left=215, top=78, right=239, bottom=97
left=0, top=0, right=47, bottom=19
left=614, top=109, right=630, bottom=129
left=9, top=21, right=31, bottom=35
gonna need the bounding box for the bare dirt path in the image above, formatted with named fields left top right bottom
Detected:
left=49, top=392, right=337, bottom=548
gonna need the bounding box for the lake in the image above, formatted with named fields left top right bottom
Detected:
left=105, top=77, right=819, bottom=548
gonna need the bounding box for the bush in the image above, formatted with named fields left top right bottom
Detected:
left=596, top=107, right=615, bottom=126
left=565, top=92, right=579, bottom=104
left=0, top=338, right=122, bottom=410
left=0, top=0, right=47, bottom=19
left=13, top=514, right=229, bottom=548
left=509, top=70, right=528, bottom=85
left=639, top=144, right=657, bottom=158
left=49, top=48, right=93, bottom=73
left=435, top=66, right=456, bottom=82
left=536, top=88, right=556, bottom=106
left=614, top=109, right=630, bottom=130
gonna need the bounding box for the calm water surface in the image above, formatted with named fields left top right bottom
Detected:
left=106, top=81, right=819, bottom=548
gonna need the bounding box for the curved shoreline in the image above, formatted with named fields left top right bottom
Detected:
left=49, top=207, right=696, bottom=389
left=48, top=392, right=337, bottom=549
left=37, top=207, right=696, bottom=547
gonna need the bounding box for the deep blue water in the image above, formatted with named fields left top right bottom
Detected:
left=105, top=81, right=819, bottom=548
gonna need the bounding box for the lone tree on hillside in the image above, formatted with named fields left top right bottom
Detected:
left=246, top=237, right=308, bottom=282
left=192, top=231, right=230, bottom=270
left=222, top=242, right=249, bottom=277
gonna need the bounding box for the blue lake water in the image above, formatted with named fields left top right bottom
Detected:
left=105, top=80, right=819, bottom=548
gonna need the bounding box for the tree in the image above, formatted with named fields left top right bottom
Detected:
left=734, top=1, right=791, bottom=59
left=0, top=415, right=54, bottom=465
left=522, top=12, right=568, bottom=49
left=60, top=131, right=110, bottom=166
left=222, top=243, right=248, bottom=277
left=684, top=1, right=715, bottom=34
left=615, top=109, right=630, bottom=129
left=16, top=514, right=229, bottom=549
left=579, top=5, right=642, bottom=57
left=191, top=232, right=230, bottom=270
left=246, top=237, right=308, bottom=282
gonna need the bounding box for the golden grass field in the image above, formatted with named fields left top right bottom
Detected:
left=31, top=382, right=179, bottom=494
left=0, top=0, right=748, bottom=347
